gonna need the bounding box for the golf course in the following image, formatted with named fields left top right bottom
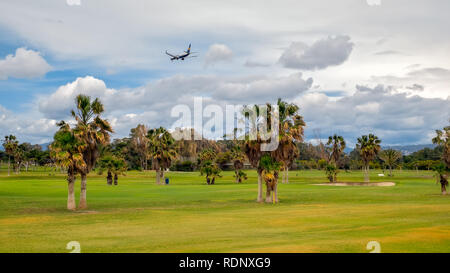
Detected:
left=1, top=168, right=449, bottom=253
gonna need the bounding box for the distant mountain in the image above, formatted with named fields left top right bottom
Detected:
left=345, top=144, right=437, bottom=155
left=39, top=142, right=51, bottom=151
left=382, top=144, right=436, bottom=155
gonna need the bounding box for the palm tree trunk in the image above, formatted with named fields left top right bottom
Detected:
left=364, top=165, right=370, bottom=182
left=389, top=165, right=393, bottom=177
left=107, top=171, right=113, bottom=185
left=235, top=170, right=239, bottom=183
left=79, top=173, right=88, bottom=209
left=156, top=169, right=161, bottom=184
left=257, top=169, right=263, bottom=203
left=265, top=187, right=272, bottom=203
left=441, top=175, right=448, bottom=195
left=67, top=172, right=76, bottom=211
left=7, top=156, right=10, bottom=176
left=286, top=167, right=289, bottom=184
left=273, top=181, right=279, bottom=203
left=114, top=174, right=118, bottom=185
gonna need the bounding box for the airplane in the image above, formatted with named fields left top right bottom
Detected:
left=165, top=43, right=198, bottom=61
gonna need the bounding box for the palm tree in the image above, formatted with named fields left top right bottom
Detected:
left=235, top=170, right=248, bottom=183
left=199, top=160, right=222, bottom=184
left=378, top=149, right=402, bottom=176
left=97, top=155, right=127, bottom=185
left=2, top=135, right=18, bottom=176
left=50, top=121, right=86, bottom=210
left=356, top=134, right=381, bottom=182
left=198, top=148, right=220, bottom=184
left=326, top=134, right=346, bottom=182
left=432, top=125, right=450, bottom=168
left=259, top=154, right=281, bottom=203
left=273, top=99, right=305, bottom=184
left=147, top=127, right=177, bottom=184
left=130, top=124, right=150, bottom=171
left=72, top=94, right=113, bottom=209
left=325, top=163, right=338, bottom=183
left=243, top=104, right=266, bottom=202
left=433, top=163, right=449, bottom=195
left=230, top=145, right=246, bottom=183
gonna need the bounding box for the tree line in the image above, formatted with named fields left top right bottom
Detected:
left=1, top=96, right=449, bottom=209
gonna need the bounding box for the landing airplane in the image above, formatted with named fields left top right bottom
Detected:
left=165, top=44, right=197, bottom=61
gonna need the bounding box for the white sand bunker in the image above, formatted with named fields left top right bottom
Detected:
left=315, top=182, right=395, bottom=187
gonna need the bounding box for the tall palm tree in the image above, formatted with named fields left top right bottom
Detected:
left=243, top=104, right=266, bottom=202
left=432, top=125, right=450, bottom=168
left=72, top=94, right=113, bottom=209
left=2, top=135, right=18, bottom=176
left=272, top=99, right=305, bottom=185
left=147, top=127, right=177, bottom=184
left=130, top=124, right=149, bottom=171
left=50, top=121, right=86, bottom=210
left=327, top=135, right=346, bottom=165
left=356, top=134, right=381, bottom=182
left=326, top=134, right=346, bottom=182
left=378, top=149, right=402, bottom=176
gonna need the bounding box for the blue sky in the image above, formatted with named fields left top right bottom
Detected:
left=0, top=0, right=449, bottom=146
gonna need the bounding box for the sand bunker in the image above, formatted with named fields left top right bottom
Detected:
left=315, top=182, right=395, bottom=187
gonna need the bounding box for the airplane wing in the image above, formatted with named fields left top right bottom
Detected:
left=165, top=51, right=176, bottom=58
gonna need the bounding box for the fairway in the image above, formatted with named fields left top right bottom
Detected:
left=0, top=169, right=449, bottom=253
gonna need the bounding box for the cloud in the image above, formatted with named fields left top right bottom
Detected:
left=373, top=50, right=405, bottom=56
left=38, top=76, right=114, bottom=119
left=370, top=67, right=450, bottom=98
left=204, top=44, right=233, bottom=66
left=244, top=60, right=271, bottom=67
left=66, top=0, right=81, bottom=6
left=0, top=105, right=57, bottom=144
left=297, top=85, right=449, bottom=145
left=5, top=75, right=449, bottom=146
left=36, top=73, right=312, bottom=138
left=0, top=48, right=51, bottom=80
left=279, top=35, right=354, bottom=70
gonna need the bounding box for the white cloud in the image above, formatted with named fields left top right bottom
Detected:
left=204, top=44, right=233, bottom=66
left=38, top=76, right=114, bottom=119
left=66, top=0, right=81, bottom=6
left=0, top=48, right=51, bottom=80
left=279, top=36, right=354, bottom=70
left=0, top=105, right=57, bottom=144
left=36, top=73, right=312, bottom=139
left=355, top=102, right=380, bottom=113
left=370, top=67, right=450, bottom=98
left=297, top=85, right=449, bottom=145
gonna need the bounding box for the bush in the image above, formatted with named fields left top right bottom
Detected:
left=325, top=164, right=338, bottom=182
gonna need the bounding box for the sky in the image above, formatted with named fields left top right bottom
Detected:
left=0, top=0, right=449, bottom=147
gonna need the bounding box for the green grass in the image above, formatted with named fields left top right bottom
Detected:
left=0, top=166, right=449, bottom=253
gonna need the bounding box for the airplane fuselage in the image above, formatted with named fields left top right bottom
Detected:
left=166, top=44, right=193, bottom=61
left=172, top=52, right=190, bottom=60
